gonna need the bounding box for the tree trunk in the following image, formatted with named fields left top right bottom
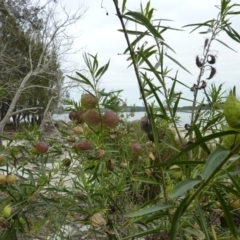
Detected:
left=0, top=71, right=33, bottom=146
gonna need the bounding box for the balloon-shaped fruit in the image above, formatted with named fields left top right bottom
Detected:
left=222, top=127, right=240, bottom=149
left=83, top=110, right=101, bottom=127
left=81, top=94, right=97, bottom=110
left=102, top=111, right=119, bottom=128
left=170, top=165, right=182, bottom=179
left=224, top=92, right=240, bottom=129
left=2, top=205, right=12, bottom=218
left=34, top=142, right=49, bottom=154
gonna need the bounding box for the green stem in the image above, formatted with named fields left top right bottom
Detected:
left=189, top=22, right=220, bottom=142
left=112, top=1, right=151, bottom=122
left=155, top=38, right=184, bottom=146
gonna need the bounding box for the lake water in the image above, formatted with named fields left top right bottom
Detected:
left=53, top=111, right=192, bottom=127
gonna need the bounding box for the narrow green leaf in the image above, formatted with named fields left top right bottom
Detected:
left=95, top=60, right=110, bottom=79
left=214, top=187, right=238, bottom=238
left=183, top=20, right=214, bottom=33
left=118, top=29, right=149, bottom=35
left=196, top=203, right=211, bottom=240
left=170, top=195, right=191, bottom=240
left=121, top=228, right=161, bottom=240
left=228, top=173, right=240, bottom=194
left=169, top=72, right=177, bottom=102
left=147, top=8, right=154, bottom=21
left=227, top=11, right=240, bottom=15
left=202, top=114, right=223, bottom=132
left=173, top=130, right=238, bottom=160
left=193, top=125, right=210, bottom=155
left=121, top=15, right=142, bottom=25
left=202, top=146, right=229, bottom=181
left=215, top=38, right=237, bottom=52
left=224, top=29, right=240, bottom=43
left=125, top=204, right=173, bottom=217
left=221, top=0, right=228, bottom=17
left=159, top=139, right=180, bottom=153
left=218, top=169, right=240, bottom=179
left=165, top=54, right=191, bottom=74
left=173, top=94, right=181, bottom=117
left=148, top=105, right=160, bottom=145
left=151, top=160, right=205, bottom=169
left=121, top=0, right=127, bottom=14
left=131, top=177, right=158, bottom=185
left=166, top=76, right=191, bottom=89
left=124, top=11, right=164, bottom=40
left=76, top=72, right=94, bottom=88
left=140, top=71, right=168, bottom=119
left=144, top=212, right=169, bottom=224
left=145, top=1, right=151, bottom=17
left=67, top=75, right=88, bottom=87
left=170, top=178, right=201, bottom=198
left=230, top=26, right=240, bottom=41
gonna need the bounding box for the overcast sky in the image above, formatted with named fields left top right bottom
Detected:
left=57, top=0, right=240, bottom=107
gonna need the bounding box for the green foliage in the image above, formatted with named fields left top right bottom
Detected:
left=1, top=0, right=240, bottom=239
left=0, top=0, right=63, bottom=125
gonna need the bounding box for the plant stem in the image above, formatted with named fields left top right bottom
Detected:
left=189, top=22, right=220, bottom=142
left=112, top=1, right=151, bottom=122
left=155, top=38, right=184, bottom=146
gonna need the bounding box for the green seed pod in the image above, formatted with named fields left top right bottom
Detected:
left=222, top=127, right=240, bottom=149
left=224, top=93, right=240, bottom=129
left=81, top=94, right=97, bottom=110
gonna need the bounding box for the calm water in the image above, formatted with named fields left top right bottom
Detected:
left=53, top=111, right=191, bottom=127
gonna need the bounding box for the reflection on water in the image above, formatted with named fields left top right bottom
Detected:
left=53, top=111, right=192, bottom=127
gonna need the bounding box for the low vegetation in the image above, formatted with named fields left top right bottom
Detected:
left=1, top=0, right=240, bottom=239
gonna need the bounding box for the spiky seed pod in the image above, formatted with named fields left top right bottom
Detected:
left=170, top=165, right=183, bottom=179
left=230, top=199, right=240, bottom=209
left=224, top=93, right=240, bottom=128
left=204, top=38, right=209, bottom=49
left=0, top=175, right=6, bottom=185
left=81, top=94, right=97, bottom=109
left=102, top=111, right=119, bottom=128
left=83, top=110, right=101, bottom=127
left=90, top=213, right=106, bottom=227
left=95, top=149, right=105, bottom=159
left=196, top=56, right=203, bottom=68
left=119, top=162, right=127, bottom=168
left=145, top=168, right=153, bottom=176
left=207, top=54, right=216, bottom=64
left=222, top=127, right=240, bottom=149
left=207, top=66, right=216, bottom=80
left=76, top=140, right=94, bottom=152
left=2, top=205, right=12, bottom=218
left=73, top=126, right=84, bottom=134
left=66, top=136, right=76, bottom=142
left=35, top=142, right=49, bottom=154
left=6, top=175, right=17, bottom=184
left=131, top=142, right=142, bottom=154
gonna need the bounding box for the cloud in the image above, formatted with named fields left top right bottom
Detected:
left=64, top=0, right=240, bottom=107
